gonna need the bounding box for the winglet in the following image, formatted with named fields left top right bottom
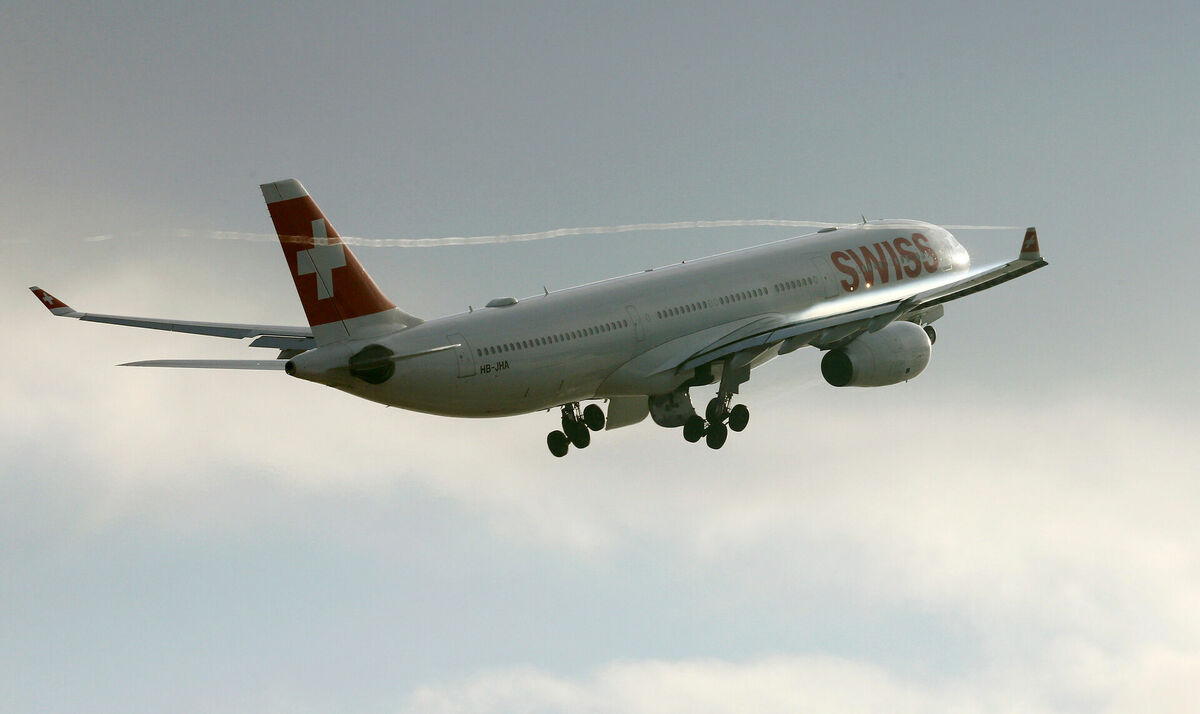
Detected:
left=29, top=287, right=79, bottom=317
left=1019, top=227, right=1041, bottom=261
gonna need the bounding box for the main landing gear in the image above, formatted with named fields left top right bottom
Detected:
left=680, top=354, right=754, bottom=450
left=547, top=402, right=605, bottom=457
left=682, top=394, right=750, bottom=450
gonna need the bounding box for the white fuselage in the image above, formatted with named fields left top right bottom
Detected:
left=295, top=220, right=970, bottom=416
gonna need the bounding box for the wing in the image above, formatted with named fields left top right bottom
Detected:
left=676, top=228, right=1047, bottom=373
left=29, top=287, right=316, bottom=352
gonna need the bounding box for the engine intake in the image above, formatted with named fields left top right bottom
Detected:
left=821, top=321, right=932, bottom=387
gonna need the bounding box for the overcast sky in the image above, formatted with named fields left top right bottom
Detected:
left=3, top=2, right=1199, bottom=713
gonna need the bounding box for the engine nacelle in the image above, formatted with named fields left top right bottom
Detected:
left=821, top=321, right=932, bottom=387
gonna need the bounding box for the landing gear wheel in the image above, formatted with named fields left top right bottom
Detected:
left=547, top=430, right=570, bottom=457
left=582, top=404, right=606, bottom=431
left=706, top=396, right=728, bottom=424
left=728, top=404, right=750, bottom=432
left=705, top=421, right=728, bottom=449
left=565, top=420, right=591, bottom=449
left=683, top=414, right=706, bottom=443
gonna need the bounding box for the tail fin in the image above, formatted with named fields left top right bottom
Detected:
left=1019, top=227, right=1041, bottom=261
left=260, top=179, right=421, bottom=345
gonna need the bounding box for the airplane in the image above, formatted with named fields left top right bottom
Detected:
left=31, top=179, right=1047, bottom=456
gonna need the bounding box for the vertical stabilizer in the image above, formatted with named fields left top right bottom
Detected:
left=1019, top=227, right=1041, bottom=261
left=260, top=179, right=421, bottom=345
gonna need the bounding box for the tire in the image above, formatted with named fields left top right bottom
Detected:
left=583, top=403, right=606, bottom=431
left=705, top=421, right=728, bottom=449
left=705, top=397, right=727, bottom=423
left=728, top=404, right=750, bottom=432
left=547, top=430, right=570, bottom=457
left=683, top=414, right=706, bottom=443
left=566, top=420, right=591, bottom=449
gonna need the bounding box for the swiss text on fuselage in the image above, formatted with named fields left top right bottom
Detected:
left=829, top=233, right=939, bottom=292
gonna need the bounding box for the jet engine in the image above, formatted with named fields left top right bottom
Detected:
left=821, top=321, right=932, bottom=387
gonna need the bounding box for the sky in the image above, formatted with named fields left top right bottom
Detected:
left=3, top=2, right=1199, bottom=712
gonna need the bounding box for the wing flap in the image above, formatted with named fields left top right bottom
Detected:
left=677, top=302, right=900, bottom=373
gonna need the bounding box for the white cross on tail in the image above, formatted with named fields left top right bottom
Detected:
left=295, top=218, right=346, bottom=300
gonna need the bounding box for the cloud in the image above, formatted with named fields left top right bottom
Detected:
left=399, top=657, right=984, bottom=714
left=398, top=643, right=1200, bottom=714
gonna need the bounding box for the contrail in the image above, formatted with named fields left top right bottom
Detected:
left=81, top=220, right=1019, bottom=247
left=941, top=225, right=1022, bottom=230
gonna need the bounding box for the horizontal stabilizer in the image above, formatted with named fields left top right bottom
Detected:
left=120, top=359, right=288, bottom=370
left=30, top=287, right=312, bottom=341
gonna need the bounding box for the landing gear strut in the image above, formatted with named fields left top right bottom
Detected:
left=684, top=356, right=753, bottom=450
left=546, top=402, right=605, bottom=457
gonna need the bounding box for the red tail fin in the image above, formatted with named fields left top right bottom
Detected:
left=1019, top=226, right=1041, bottom=261
left=261, top=179, right=419, bottom=344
